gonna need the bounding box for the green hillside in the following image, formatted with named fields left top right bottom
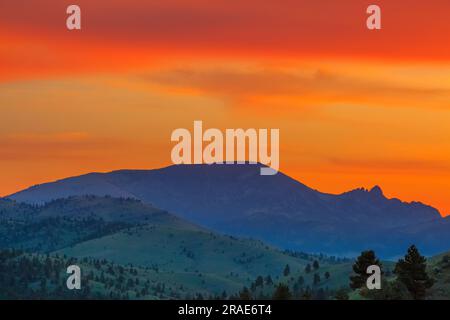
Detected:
left=0, top=249, right=218, bottom=299
left=0, top=196, right=352, bottom=298
left=57, top=223, right=351, bottom=296
left=0, top=216, right=131, bottom=252
left=2, top=195, right=449, bottom=300
left=0, top=196, right=193, bottom=252
left=427, top=251, right=450, bottom=299
left=37, top=196, right=175, bottom=224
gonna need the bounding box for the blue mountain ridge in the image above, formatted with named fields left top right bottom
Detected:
left=7, top=163, right=449, bottom=258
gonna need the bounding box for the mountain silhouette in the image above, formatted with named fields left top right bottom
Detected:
left=7, top=163, right=449, bottom=258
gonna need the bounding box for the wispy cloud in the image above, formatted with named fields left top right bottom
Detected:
left=0, top=132, right=121, bottom=161
left=140, top=66, right=450, bottom=109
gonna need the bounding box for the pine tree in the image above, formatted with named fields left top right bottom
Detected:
left=394, top=245, right=434, bottom=300
left=325, top=271, right=330, bottom=280
left=313, top=260, right=320, bottom=270
left=313, top=273, right=321, bottom=286
left=264, top=275, right=273, bottom=285
left=239, top=287, right=252, bottom=300
left=350, top=250, right=381, bottom=289
left=272, top=283, right=292, bottom=300
left=297, top=275, right=304, bottom=286
left=283, top=264, right=290, bottom=277
left=305, top=263, right=311, bottom=273
left=255, top=275, right=264, bottom=287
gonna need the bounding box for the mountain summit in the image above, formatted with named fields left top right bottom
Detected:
left=6, top=163, right=448, bottom=257
left=370, top=185, right=384, bottom=197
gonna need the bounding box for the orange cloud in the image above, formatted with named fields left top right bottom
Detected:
left=139, top=66, right=450, bottom=110
left=0, top=132, right=117, bottom=161
left=1, top=1, right=450, bottom=82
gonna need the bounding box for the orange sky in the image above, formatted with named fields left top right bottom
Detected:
left=1, top=1, right=450, bottom=215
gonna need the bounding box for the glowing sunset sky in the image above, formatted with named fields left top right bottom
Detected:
left=1, top=1, right=450, bottom=215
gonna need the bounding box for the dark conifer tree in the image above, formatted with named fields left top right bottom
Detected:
left=350, top=250, right=381, bottom=289
left=313, top=273, right=321, bottom=286
left=272, top=283, right=292, bottom=300
left=255, top=275, right=264, bottom=287
left=305, top=263, right=312, bottom=273
left=394, top=245, right=434, bottom=300
left=313, top=260, right=320, bottom=270
left=283, top=264, right=290, bottom=277
left=298, top=275, right=305, bottom=286
left=265, top=275, right=273, bottom=285
left=239, top=287, right=252, bottom=300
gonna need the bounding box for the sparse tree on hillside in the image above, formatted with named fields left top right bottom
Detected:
left=313, top=260, right=320, bottom=270
left=313, top=273, right=321, bottom=286
left=265, top=275, right=273, bottom=286
left=272, top=283, right=292, bottom=300
left=305, top=264, right=312, bottom=273
left=239, top=287, right=252, bottom=300
left=255, top=275, right=264, bottom=287
left=394, top=245, right=434, bottom=300
left=298, top=275, right=305, bottom=286
left=283, top=264, right=290, bottom=277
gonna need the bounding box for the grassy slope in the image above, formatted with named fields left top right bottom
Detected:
left=0, top=196, right=197, bottom=253
left=57, top=222, right=355, bottom=296
left=4, top=196, right=450, bottom=299
left=427, top=251, right=450, bottom=299
left=36, top=196, right=175, bottom=224
left=0, top=249, right=227, bottom=299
